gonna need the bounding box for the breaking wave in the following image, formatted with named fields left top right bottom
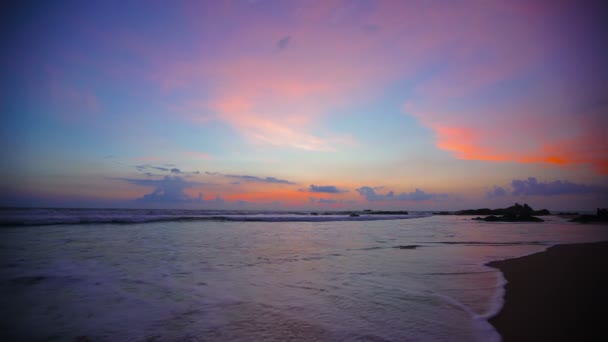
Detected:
left=0, top=208, right=429, bottom=226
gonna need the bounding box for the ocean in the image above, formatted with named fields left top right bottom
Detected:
left=1, top=209, right=607, bottom=341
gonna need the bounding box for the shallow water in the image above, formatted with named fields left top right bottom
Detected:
left=1, top=214, right=607, bottom=341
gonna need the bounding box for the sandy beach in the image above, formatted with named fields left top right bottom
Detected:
left=487, top=241, right=608, bottom=341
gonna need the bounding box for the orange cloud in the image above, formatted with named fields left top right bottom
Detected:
left=433, top=126, right=508, bottom=162
left=413, top=107, right=608, bottom=174
left=225, top=189, right=311, bottom=206
left=156, top=1, right=605, bottom=173
left=157, top=3, right=419, bottom=152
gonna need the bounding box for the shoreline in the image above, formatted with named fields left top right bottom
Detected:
left=486, top=241, right=608, bottom=341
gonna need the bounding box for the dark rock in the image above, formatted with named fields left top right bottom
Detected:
left=457, top=208, right=494, bottom=215
left=473, top=214, right=544, bottom=222
left=569, top=208, right=608, bottom=223
left=394, top=245, right=419, bottom=249
left=475, top=215, right=500, bottom=222
left=534, top=209, right=551, bottom=216
left=366, top=210, right=409, bottom=215
left=458, top=203, right=550, bottom=216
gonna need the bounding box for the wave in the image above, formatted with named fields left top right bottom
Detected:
left=0, top=209, right=429, bottom=226
left=427, top=241, right=548, bottom=246
left=353, top=246, right=387, bottom=251
left=431, top=290, right=501, bottom=342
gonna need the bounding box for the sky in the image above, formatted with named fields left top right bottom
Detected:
left=1, top=0, right=607, bottom=211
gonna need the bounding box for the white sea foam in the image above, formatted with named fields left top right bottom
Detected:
left=478, top=242, right=556, bottom=332
left=431, top=291, right=501, bottom=342
left=476, top=271, right=507, bottom=321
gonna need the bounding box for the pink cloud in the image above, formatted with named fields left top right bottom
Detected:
left=409, top=104, right=608, bottom=174
left=123, top=1, right=604, bottom=172
left=153, top=3, right=420, bottom=151
left=211, top=94, right=357, bottom=151
left=157, top=1, right=567, bottom=153
left=398, top=1, right=607, bottom=174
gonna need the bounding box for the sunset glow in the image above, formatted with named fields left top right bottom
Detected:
left=2, top=0, right=606, bottom=210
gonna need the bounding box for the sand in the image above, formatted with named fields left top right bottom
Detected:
left=487, top=241, right=608, bottom=341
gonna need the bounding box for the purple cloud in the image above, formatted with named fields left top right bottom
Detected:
left=308, top=184, right=347, bottom=194
left=118, top=176, right=221, bottom=204
left=225, top=174, right=295, bottom=185
left=356, top=186, right=447, bottom=202
left=277, top=35, right=291, bottom=50
left=511, top=177, right=606, bottom=197
left=486, top=186, right=507, bottom=199
left=135, top=164, right=198, bottom=175
left=309, top=197, right=356, bottom=205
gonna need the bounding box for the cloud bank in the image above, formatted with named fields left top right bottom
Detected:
left=309, top=197, right=356, bottom=205
left=224, top=174, right=296, bottom=185
left=277, top=35, right=291, bottom=50
left=356, top=187, right=447, bottom=202
left=511, top=177, right=606, bottom=197
left=135, top=164, right=200, bottom=175
left=308, top=184, right=347, bottom=194
left=119, top=176, right=222, bottom=204
left=486, top=186, right=507, bottom=199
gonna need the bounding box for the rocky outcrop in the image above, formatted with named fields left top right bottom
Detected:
left=393, top=245, right=419, bottom=249
left=473, top=214, right=544, bottom=222
left=569, top=208, right=608, bottom=223
left=457, top=203, right=550, bottom=216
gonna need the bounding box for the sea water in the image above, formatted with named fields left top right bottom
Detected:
left=1, top=209, right=607, bottom=341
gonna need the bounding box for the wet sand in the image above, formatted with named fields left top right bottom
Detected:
left=487, top=241, right=608, bottom=341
